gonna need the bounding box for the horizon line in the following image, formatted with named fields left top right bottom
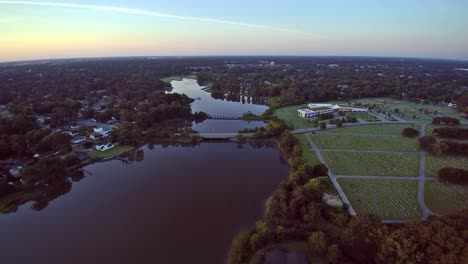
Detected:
left=1, top=54, right=467, bottom=65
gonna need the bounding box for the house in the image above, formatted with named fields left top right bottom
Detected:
left=95, top=143, right=115, bottom=152
left=94, top=127, right=112, bottom=137
left=71, top=136, right=86, bottom=144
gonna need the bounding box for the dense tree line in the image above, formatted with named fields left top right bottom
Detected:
left=432, top=116, right=461, bottom=125
left=419, top=136, right=468, bottom=156
left=433, top=127, right=468, bottom=139
left=195, top=57, right=468, bottom=109
left=438, top=168, right=468, bottom=185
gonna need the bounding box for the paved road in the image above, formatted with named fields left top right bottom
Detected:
left=335, top=175, right=437, bottom=181
left=311, top=132, right=409, bottom=136
left=292, top=120, right=468, bottom=134
left=305, top=133, right=357, bottom=216
left=417, top=124, right=438, bottom=220
left=319, top=149, right=418, bottom=154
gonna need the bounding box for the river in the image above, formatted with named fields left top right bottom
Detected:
left=170, top=78, right=268, bottom=133
left=0, top=80, right=289, bottom=264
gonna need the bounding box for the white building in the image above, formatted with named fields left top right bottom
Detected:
left=95, top=143, right=115, bottom=152
left=297, top=109, right=317, bottom=118
left=297, top=103, right=369, bottom=119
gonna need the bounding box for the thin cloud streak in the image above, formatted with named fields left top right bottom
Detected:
left=0, top=1, right=316, bottom=36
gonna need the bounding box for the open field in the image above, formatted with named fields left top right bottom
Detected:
left=425, top=155, right=468, bottom=176
left=274, top=104, right=314, bottom=129
left=322, top=151, right=420, bottom=176
left=310, top=134, right=419, bottom=151
left=425, top=181, right=468, bottom=215
left=345, top=98, right=464, bottom=122
left=325, top=124, right=420, bottom=135
left=337, top=178, right=421, bottom=219
left=89, top=145, right=133, bottom=159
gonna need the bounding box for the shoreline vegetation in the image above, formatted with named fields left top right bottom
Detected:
left=228, top=107, right=468, bottom=263
left=160, top=74, right=197, bottom=83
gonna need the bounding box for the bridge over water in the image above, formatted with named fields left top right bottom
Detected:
left=207, top=115, right=243, bottom=120
left=196, top=133, right=253, bottom=139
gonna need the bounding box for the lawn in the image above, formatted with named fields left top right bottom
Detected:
left=425, top=181, right=468, bottom=215
left=425, top=155, right=468, bottom=176
left=345, top=98, right=464, bottom=122
left=274, top=104, right=315, bottom=129
left=326, top=124, right=420, bottom=135
left=294, top=134, right=321, bottom=165
left=89, top=145, right=133, bottom=159
left=321, top=151, right=420, bottom=176
left=310, top=134, right=419, bottom=151
left=303, top=150, right=321, bottom=166
left=338, top=178, right=421, bottom=220
left=295, top=134, right=311, bottom=150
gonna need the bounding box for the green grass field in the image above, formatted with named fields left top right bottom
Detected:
left=274, top=104, right=315, bottom=129
left=326, top=124, right=420, bottom=135
left=295, top=134, right=311, bottom=150
left=322, top=151, right=420, bottom=176
left=89, top=145, right=133, bottom=159
left=338, top=178, right=421, bottom=219
left=425, top=181, right=468, bottom=215
left=294, top=134, right=321, bottom=165
left=425, top=155, right=468, bottom=176
left=310, top=134, right=419, bottom=151
left=344, top=98, right=464, bottom=122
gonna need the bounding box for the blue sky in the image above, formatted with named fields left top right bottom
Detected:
left=1, top=0, right=467, bottom=61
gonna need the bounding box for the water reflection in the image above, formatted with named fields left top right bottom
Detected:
left=0, top=142, right=288, bottom=264
left=169, top=78, right=268, bottom=116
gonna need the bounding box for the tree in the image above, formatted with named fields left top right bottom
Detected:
left=308, top=232, right=328, bottom=256
left=336, top=119, right=343, bottom=127
left=320, top=122, right=327, bottom=129
left=419, top=136, right=437, bottom=151
left=402, top=127, right=419, bottom=137
left=327, top=244, right=343, bottom=264
left=227, top=232, right=251, bottom=264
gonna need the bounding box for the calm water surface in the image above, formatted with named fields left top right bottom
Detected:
left=170, top=78, right=268, bottom=133
left=0, top=143, right=288, bottom=264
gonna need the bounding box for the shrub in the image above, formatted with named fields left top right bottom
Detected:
left=402, top=127, right=420, bottom=137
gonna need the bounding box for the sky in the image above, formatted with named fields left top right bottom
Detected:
left=1, top=0, right=468, bottom=62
